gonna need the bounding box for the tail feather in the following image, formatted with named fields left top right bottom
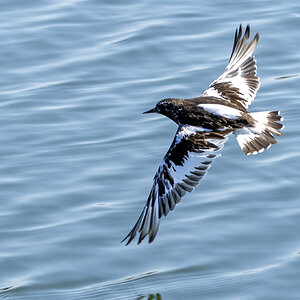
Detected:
left=235, top=111, right=283, bottom=155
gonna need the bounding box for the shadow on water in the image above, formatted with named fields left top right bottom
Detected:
left=136, top=293, right=162, bottom=300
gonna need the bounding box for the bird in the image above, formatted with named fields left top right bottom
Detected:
left=122, top=25, right=283, bottom=245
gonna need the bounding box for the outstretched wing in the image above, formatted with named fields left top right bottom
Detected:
left=122, top=125, right=234, bottom=245
left=202, top=24, right=260, bottom=109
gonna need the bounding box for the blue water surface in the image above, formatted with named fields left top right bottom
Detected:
left=0, top=0, right=299, bottom=299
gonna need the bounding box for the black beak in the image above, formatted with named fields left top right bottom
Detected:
left=143, top=107, right=157, bottom=114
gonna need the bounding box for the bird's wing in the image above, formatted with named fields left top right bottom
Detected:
left=122, top=125, right=234, bottom=245
left=202, top=25, right=260, bottom=110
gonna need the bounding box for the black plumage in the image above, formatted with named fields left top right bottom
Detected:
left=122, top=25, right=283, bottom=245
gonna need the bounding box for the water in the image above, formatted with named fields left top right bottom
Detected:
left=0, top=0, right=299, bottom=299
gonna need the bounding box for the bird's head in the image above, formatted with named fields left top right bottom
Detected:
left=143, top=98, right=179, bottom=119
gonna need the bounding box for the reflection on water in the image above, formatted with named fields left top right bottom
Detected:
left=275, top=74, right=299, bottom=80
left=137, top=293, right=162, bottom=300
left=0, top=286, right=13, bottom=292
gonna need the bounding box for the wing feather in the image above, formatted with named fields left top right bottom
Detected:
left=122, top=125, right=234, bottom=245
left=202, top=24, right=260, bottom=109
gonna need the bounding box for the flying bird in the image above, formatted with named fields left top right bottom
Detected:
left=122, top=25, right=283, bottom=245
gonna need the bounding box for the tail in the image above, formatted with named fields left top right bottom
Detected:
left=235, top=111, right=284, bottom=155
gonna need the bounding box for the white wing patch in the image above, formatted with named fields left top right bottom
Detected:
left=202, top=25, right=260, bottom=110
left=198, top=103, right=242, bottom=119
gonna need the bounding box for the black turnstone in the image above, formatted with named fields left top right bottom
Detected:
left=122, top=25, right=283, bottom=245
